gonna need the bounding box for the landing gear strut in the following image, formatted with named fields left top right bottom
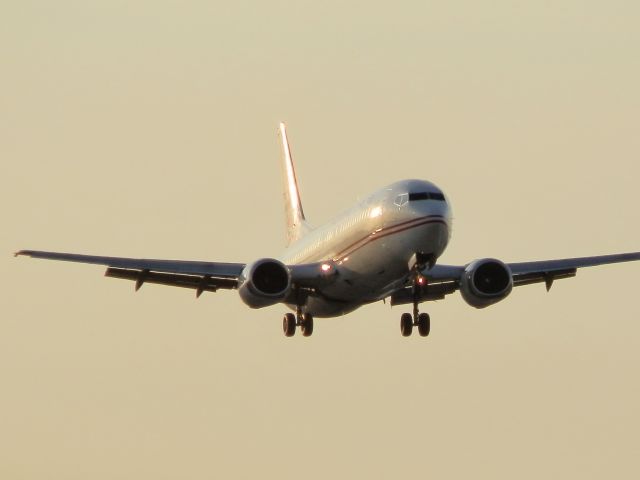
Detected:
left=400, top=255, right=432, bottom=337
left=282, top=306, right=314, bottom=338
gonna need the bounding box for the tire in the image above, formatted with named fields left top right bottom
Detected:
left=400, top=313, right=413, bottom=337
left=301, top=314, right=314, bottom=337
left=283, top=313, right=296, bottom=337
left=417, top=312, right=430, bottom=337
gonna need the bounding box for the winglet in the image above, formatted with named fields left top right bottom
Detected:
left=279, top=122, right=310, bottom=246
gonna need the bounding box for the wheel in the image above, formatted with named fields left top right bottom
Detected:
left=400, top=313, right=413, bottom=337
left=283, top=313, right=296, bottom=337
left=301, top=313, right=314, bottom=337
left=417, top=312, right=430, bottom=337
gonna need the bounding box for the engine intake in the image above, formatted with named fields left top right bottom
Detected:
left=238, top=258, right=292, bottom=308
left=460, top=258, right=513, bottom=308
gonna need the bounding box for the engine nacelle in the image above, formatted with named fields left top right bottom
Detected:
left=238, top=258, right=292, bottom=308
left=460, top=258, right=513, bottom=309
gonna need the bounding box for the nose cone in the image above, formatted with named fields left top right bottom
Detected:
left=399, top=180, right=453, bottom=238
left=407, top=181, right=450, bottom=215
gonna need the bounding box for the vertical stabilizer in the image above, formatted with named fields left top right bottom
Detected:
left=279, top=122, right=310, bottom=246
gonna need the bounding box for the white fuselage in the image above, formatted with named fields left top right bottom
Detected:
left=279, top=179, right=452, bottom=317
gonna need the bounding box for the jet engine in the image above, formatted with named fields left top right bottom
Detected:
left=460, top=258, right=513, bottom=308
left=238, top=258, right=292, bottom=308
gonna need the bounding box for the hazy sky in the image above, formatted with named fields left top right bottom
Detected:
left=2, top=1, right=639, bottom=479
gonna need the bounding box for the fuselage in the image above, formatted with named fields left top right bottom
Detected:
left=279, top=179, right=452, bottom=317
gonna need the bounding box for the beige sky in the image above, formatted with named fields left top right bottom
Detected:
left=2, top=1, right=639, bottom=479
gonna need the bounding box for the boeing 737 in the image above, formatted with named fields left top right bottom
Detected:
left=16, top=123, right=640, bottom=337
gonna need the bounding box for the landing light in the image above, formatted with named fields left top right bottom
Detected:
left=417, top=276, right=426, bottom=286
left=369, top=206, right=383, bottom=218
left=321, top=263, right=332, bottom=272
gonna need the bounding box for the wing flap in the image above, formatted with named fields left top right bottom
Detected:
left=512, top=268, right=576, bottom=290
left=389, top=281, right=458, bottom=306
left=105, top=268, right=238, bottom=296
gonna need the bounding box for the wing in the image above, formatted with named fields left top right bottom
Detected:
left=390, top=252, right=640, bottom=306
left=15, top=250, right=244, bottom=297
left=507, top=252, right=640, bottom=289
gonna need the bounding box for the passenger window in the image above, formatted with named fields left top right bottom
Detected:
left=394, top=193, right=408, bottom=206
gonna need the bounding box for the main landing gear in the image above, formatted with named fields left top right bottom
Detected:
left=283, top=309, right=314, bottom=337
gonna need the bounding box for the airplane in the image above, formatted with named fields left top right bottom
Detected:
left=16, top=123, right=640, bottom=338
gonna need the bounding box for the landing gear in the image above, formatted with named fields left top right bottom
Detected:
left=400, top=255, right=432, bottom=337
left=400, top=313, right=413, bottom=337
left=282, top=309, right=314, bottom=338
left=301, top=314, right=314, bottom=337
left=283, top=313, right=296, bottom=337
left=399, top=311, right=430, bottom=337
left=417, top=312, right=430, bottom=337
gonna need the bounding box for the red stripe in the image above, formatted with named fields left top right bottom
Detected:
left=333, top=215, right=448, bottom=261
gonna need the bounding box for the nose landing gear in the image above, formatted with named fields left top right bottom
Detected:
left=417, top=312, right=431, bottom=336
left=400, top=256, right=432, bottom=337
left=400, top=310, right=431, bottom=337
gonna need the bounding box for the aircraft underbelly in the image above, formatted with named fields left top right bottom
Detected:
left=306, top=222, right=449, bottom=317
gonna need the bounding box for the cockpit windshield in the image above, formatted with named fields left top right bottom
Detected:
left=409, top=192, right=445, bottom=201
left=394, top=191, right=445, bottom=206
